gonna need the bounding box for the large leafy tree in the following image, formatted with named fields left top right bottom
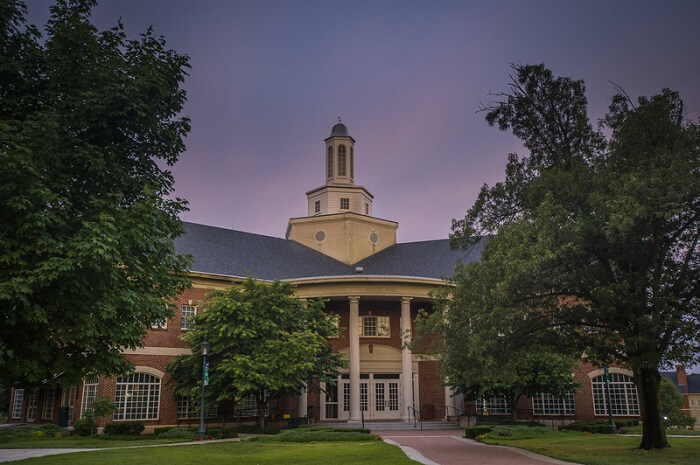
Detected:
left=445, top=64, right=699, bottom=449
left=418, top=284, right=580, bottom=418
left=168, top=278, right=344, bottom=428
left=0, top=0, right=191, bottom=386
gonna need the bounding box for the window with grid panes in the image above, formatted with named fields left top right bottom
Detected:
left=113, top=373, right=160, bottom=420
left=340, top=198, right=349, bottom=210
left=476, top=397, right=509, bottom=415
left=11, top=389, right=24, bottom=419
left=338, top=145, right=347, bottom=176
left=233, top=393, right=269, bottom=417
left=42, top=387, right=56, bottom=419
left=26, top=388, right=39, bottom=421
left=181, top=305, right=196, bottom=330
left=532, top=392, right=575, bottom=415
left=176, top=396, right=217, bottom=419
left=327, top=147, right=333, bottom=179
left=80, top=377, right=98, bottom=418
left=592, top=373, right=639, bottom=416
left=358, top=315, right=389, bottom=337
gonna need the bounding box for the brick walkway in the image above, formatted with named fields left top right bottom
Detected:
left=379, top=429, right=580, bottom=465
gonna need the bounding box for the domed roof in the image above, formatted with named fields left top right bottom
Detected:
left=330, top=122, right=349, bottom=137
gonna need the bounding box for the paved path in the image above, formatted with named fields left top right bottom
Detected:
left=0, top=438, right=239, bottom=463
left=378, top=429, right=580, bottom=465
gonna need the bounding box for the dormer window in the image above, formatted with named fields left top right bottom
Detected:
left=338, top=145, right=346, bottom=176
left=327, top=146, right=334, bottom=179
left=340, top=198, right=349, bottom=210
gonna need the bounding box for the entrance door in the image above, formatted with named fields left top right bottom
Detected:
left=324, top=383, right=339, bottom=419
left=372, top=374, right=401, bottom=420
left=61, top=386, right=77, bottom=425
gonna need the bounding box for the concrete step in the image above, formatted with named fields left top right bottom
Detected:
left=319, top=421, right=461, bottom=431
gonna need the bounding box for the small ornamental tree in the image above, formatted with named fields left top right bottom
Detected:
left=0, top=0, right=191, bottom=386
left=168, top=278, right=344, bottom=428
left=442, top=64, right=699, bottom=450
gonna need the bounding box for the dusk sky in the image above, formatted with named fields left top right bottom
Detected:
left=27, top=0, right=700, bottom=243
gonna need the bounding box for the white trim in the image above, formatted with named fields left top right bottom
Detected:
left=123, top=347, right=192, bottom=356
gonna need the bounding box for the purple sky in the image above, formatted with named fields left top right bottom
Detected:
left=27, top=0, right=700, bottom=243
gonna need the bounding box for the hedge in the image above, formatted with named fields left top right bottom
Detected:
left=560, top=421, right=616, bottom=434
left=465, top=425, right=493, bottom=438
left=103, top=421, right=145, bottom=436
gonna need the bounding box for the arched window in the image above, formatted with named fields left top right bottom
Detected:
left=338, top=145, right=346, bottom=176
left=114, top=373, right=161, bottom=420
left=327, top=146, right=334, bottom=179
left=591, top=372, right=639, bottom=416
left=350, top=146, right=354, bottom=179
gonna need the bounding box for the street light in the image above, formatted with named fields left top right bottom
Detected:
left=603, top=365, right=617, bottom=433
left=198, top=340, right=210, bottom=436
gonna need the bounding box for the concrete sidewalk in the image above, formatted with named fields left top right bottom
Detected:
left=0, top=438, right=239, bottom=463
left=379, top=429, right=580, bottom=465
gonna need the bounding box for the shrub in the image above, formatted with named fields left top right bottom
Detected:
left=502, top=420, right=545, bottom=427
left=614, top=419, right=639, bottom=428
left=465, top=426, right=493, bottom=438
left=560, top=421, right=616, bottom=434
left=250, top=429, right=377, bottom=443
left=157, top=427, right=197, bottom=440
left=103, top=421, right=145, bottom=436
left=30, top=430, right=45, bottom=438
left=73, top=419, right=95, bottom=437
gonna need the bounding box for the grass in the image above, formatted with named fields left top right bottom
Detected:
left=7, top=439, right=415, bottom=465
left=0, top=436, right=190, bottom=449
left=624, top=425, right=700, bottom=436
left=479, top=425, right=700, bottom=465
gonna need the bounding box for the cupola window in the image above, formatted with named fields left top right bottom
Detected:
left=338, top=145, right=347, bottom=176
left=340, top=198, right=349, bottom=210
left=350, top=146, right=354, bottom=179
left=327, top=146, right=333, bottom=179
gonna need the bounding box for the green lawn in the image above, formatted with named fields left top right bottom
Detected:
left=0, top=436, right=189, bottom=449
left=624, top=425, right=700, bottom=436
left=7, top=440, right=416, bottom=465
left=481, top=429, right=700, bottom=465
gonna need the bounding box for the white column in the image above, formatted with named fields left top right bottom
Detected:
left=444, top=385, right=454, bottom=420
left=401, top=296, right=413, bottom=421
left=349, top=296, right=361, bottom=422
left=297, top=383, right=308, bottom=418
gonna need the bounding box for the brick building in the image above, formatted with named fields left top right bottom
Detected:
left=8, top=122, right=641, bottom=429
left=661, top=365, right=700, bottom=425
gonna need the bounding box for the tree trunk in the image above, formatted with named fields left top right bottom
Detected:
left=636, top=367, right=669, bottom=450
left=256, top=393, right=266, bottom=430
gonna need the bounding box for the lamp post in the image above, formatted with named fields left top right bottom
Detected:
left=603, top=365, right=617, bottom=432
left=198, top=340, right=210, bottom=436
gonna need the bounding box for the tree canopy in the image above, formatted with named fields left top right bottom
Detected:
left=0, top=0, right=191, bottom=386
left=167, top=278, right=344, bottom=428
left=437, top=64, right=698, bottom=449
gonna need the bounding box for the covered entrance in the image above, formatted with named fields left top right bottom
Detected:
left=322, top=373, right=416, bottom=421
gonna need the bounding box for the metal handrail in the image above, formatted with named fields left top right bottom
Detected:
left=407, top=405, right=423, bottom=431
left=445, top=404, right=467, bottom=425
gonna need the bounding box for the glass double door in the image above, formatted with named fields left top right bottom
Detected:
left=323, top=373, right=401, bottom=420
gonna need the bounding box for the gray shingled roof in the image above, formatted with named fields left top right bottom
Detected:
left=175, top=222, right=483, bottom=281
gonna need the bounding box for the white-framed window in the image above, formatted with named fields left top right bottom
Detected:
left=113, top=373, right=161, bottom=421
left=532, top=392, right=575, bottom=415
left=476, top=397, right=509, bottom=415
left=26, top=388, right=40, bottom=422
left=340, top=198, right=349, bottom=210
left=234, top=394, right=269, bottom=417
left=358, top=315, right=390, bottom=337
left=11, top=389, right=24, bottom=419
left=315, top=200, right=321, bottom=214
left=151, top=318, right=167, bottom=329
left=181, top=305, right=196, bottom=330
left=592, top=373, right=640, bottom=416
left=42, top=387, right=56, bottom=419
left=350, top=147, right=354, bottom=179
left=81, top=377, right=99, bottom=418
left=176, top=396, right=217, bottom=419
